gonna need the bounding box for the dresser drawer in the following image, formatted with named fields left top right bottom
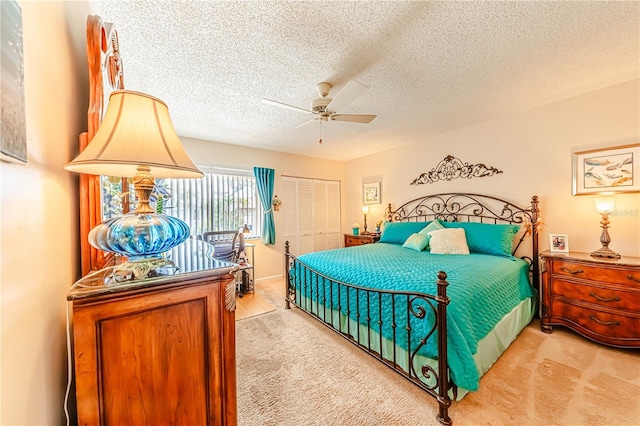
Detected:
left=551, top=279, right=640, bottom=312
left=551, top=299, right=640, bottom=342
left=551, top=260, right=640, bottom=286
left=344, top=234, right=379, bottom=247
left=345, top=236, right=365, bottom=246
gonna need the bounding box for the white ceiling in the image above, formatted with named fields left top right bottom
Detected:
left=91, top=1, right=639, bottom=162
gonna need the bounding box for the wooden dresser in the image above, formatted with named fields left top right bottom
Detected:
left=344, top=233, right=380, bottom=247
left=68, top=239, right=238, bottom=425
left=539, top=250, right=640, bottom=348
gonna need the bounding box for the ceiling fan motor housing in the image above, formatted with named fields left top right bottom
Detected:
left=311, top=97, right=332, bottom=114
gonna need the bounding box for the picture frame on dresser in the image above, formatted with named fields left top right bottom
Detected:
left=572, top=143, right=640, bottom=195
left=549, top=234, right=569, bottom=253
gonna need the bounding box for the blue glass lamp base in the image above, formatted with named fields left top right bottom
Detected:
left=89, top=213, right=190, bottom=259
left=88, top=213, right=190, bottom=284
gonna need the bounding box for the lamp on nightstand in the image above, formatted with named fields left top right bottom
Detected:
left=591, top=195, right=621, bottom=259
left=361, top=206, right=369, bottom=235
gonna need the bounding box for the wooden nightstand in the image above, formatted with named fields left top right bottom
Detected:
left=539, top=250, right=640, bottom=348
left=344, top=233, right=380, bottom=247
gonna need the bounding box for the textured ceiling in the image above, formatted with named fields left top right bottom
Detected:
left=91, top=1, right=639, bottom=161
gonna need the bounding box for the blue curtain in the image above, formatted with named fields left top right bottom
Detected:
left=253, top=167, right=276, bottom=245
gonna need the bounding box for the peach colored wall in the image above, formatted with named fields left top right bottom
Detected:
left=182, top=137, right=345, bottom=280
left=344, top=79, right=640, bottom=258
left=0, top=2, right=89, bottom=424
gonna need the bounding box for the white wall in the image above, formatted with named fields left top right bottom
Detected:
left=344, top=79, right=640, bottom=258
left=182, top=137, right=345, bottom=279
left=1, top=2, right=89, bottom=424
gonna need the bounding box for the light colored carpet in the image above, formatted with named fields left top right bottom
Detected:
left=236, top=280, right=640, bottom=426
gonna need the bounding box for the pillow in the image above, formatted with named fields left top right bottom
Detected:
left=442, top=222, right=520, bottom=257
left=428, top=228, right=470, bottom=255
left=418, top=219, right=445, bottom=250
left=379, top=221, right=431, bottom=244
left=402, top=233, right=429, bottom=251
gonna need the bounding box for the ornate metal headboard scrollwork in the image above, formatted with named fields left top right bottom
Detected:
left=385, top=193, right=540, bottom=285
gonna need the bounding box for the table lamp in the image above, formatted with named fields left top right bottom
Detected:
left=590, top=195, right=621, bottom=259
left=65, top=90, right=204, bottom=281
left=361, top=206, right=369, bottom=234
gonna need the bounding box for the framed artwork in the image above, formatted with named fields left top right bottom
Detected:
left=1, top=0, right=27, bottom=164
left=549, top=234, right=569, bottom=253
left=363, top=182, right=380, bottom=205
left=572, top=143, right=640, bottom=195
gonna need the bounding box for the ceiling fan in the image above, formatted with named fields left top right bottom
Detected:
left=261, top=80, right=377, bottom=129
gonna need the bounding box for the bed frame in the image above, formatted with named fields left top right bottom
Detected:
left=284, top=193, right=540, bottom=425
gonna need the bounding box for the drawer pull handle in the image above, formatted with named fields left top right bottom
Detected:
left=560, top=266, right=584, bottom=275
left=589, top=316, right=620, bottom=326
left=628, top=275, right=640, bottom=283
left=589, top=292, right=620, bottom=303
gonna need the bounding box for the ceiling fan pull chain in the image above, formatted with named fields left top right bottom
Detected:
left=319, top=121, right=323, bottom=144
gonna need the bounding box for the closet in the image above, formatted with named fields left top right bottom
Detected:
left=282, top=177, right=341, bottom=256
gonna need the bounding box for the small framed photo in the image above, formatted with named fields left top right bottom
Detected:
left=363, top=182, right=380, bottom=205
left=572, top=143, right=640, bottom=195
left=549, top=234, right=569, bottom=253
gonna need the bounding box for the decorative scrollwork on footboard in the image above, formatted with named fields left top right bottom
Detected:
left=284, top=242, right=454, bottom=425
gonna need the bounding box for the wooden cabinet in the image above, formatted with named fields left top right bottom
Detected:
left=539, top=250, right=640, bottom=348
left=344, top=233, right=380, bottom=247
left=68, top=240, right=238, bottom=425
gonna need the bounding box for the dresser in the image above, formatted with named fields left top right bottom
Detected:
left=344, top=233, right=380, bottom=247
left=539, top=250, right=640, bottom=348
left=68, top=239, right=238, bottom=425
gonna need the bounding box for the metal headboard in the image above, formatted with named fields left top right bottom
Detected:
left=385, top=193, right=540, bottom=286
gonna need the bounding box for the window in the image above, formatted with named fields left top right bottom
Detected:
left=160, top=169, right=263, bottom=239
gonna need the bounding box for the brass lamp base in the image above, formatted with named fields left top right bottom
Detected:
left=590, top=246, right=621, bottom=259
left=591, top=212, right=621, bottom=259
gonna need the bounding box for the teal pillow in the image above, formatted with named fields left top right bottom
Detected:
left=402, top=233, right=430, bottom=251
left=379, top=221, right=431, bottom=244
left=442, top=222, right=520, bottom=257
left=418, top=219, right=445, bottom=250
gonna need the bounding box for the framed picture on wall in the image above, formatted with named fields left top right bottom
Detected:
left=572, top=143, right=640, bottom=195
left=549, top=234, right=569, bottom=253
left=1, top=0, right=27, bottom=164
left=363, top=182, right=380, bottom=205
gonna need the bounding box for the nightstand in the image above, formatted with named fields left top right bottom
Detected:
left=344, top=233, right=380, bottom=247
left=539, top=250, right=640, bottom=348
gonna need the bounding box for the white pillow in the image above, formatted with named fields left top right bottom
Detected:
left=428, top=228, right=470, bottom=255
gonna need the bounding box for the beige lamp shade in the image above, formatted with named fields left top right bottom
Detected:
left=65, top=90, right=203, bottom=178
left=594, top=196, right=615, bottom=214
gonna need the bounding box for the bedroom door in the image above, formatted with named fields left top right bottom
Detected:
left=282, top=177, right=341, bottom=256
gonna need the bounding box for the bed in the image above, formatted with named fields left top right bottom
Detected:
left=284, top=193, right=540, bottom=425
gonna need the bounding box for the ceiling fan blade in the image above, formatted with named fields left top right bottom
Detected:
left=325, top=80, right=368, bottom=112
left=261, top=98, right=313, bottom=114
left=330, top=114, right=377, bottom=124
left=296, top=118, right=320, bottom=128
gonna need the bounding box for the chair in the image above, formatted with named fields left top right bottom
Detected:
left=197, top=230, right=252, bottom=296
left=198, top=230, right=240, bottom=263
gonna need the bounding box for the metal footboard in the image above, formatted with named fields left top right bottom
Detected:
left=284, top=241, right=454, bottom=425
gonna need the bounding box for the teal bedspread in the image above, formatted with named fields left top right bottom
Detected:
left=293, top=242, right=535, bottom=391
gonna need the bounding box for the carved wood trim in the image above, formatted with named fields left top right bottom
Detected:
left=79, top=15, right=125, bottom=275
left=225, top=280, right=236, bottom=312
